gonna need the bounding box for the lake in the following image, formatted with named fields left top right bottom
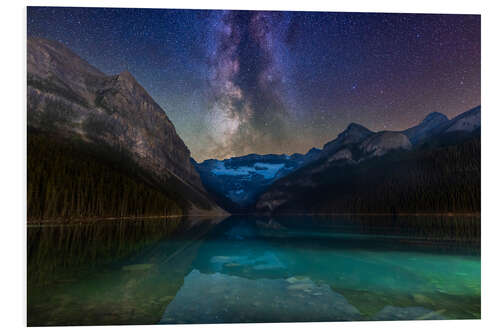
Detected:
left=27, top=215, right=480, bottom=326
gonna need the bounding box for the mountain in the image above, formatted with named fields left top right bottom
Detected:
left=441, top=106, right=481, bottom=133
left=403, top=112, right=449, bottom=144
left=310, top=123, right=376, bottom=166
left=323, top=123, right=374, bottom=154
left=255, top=106, right=481, bottom=215
left=193, top=123, right=377, bottom=213
left=302, top=147, right=322, bottom=161
left=27, top=37, right=225, bottom=220
left=195, top=107, right=480, bottom=214
left=359, top=131, right=412, bottom=157
left=195, top=153, right=310, bottom=212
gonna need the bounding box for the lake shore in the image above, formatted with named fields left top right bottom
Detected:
left=27, top=211, right=480, bottom=225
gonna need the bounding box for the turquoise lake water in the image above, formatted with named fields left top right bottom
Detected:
left=27, top=215, right=480, bottom=326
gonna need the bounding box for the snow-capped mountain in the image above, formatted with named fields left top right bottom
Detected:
left=194, top=152, right=320, bottom=211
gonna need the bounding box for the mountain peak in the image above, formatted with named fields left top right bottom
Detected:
left=322, top=122, right=373, bottom=152
left=403, top=111, right=449, bottom=144
left=346, top=122, right=368, bottom=131
left=27, top=37, right=105, bottom=98
left=422, top=112, right=448, bottom=124
left=117, top=70, right=140, bottom=87
left=338, top=122, right=373, bottom=140
left=118, top=70, right=135, bottom=80
left=28, top=37, right=105, bottom=77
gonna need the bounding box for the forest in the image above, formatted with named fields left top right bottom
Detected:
left=264, top=133, right=481, bottom=215
left=27, top=130, right=186, bottom=221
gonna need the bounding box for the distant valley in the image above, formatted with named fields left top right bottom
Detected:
left=195, top=148, right=321, bottom=212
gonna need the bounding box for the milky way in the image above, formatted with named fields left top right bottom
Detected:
left=27, top=8, right=481, bottom=161
left=203, top=11, right=297, bottom=159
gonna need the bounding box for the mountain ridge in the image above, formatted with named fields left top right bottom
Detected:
left=254, top=106, right=480, bottom=215
left=195, top=106, right=480, bottom=214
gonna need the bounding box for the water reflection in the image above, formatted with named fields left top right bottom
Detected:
left=27, top=217, right=222, bottom=326
left=28, top=215, right=480, bottom=326
left=161, top=270, right=362, bottom=323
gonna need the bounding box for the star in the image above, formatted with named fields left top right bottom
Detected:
left=27, top=7, right=480, bottom=161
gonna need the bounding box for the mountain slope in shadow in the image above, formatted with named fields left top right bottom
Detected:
left=27, top=37, right=226, bottom=220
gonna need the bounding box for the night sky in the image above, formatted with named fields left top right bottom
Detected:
left=27, top=7, right=480, bottom=161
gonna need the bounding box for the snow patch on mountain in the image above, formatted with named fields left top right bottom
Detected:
left=211, top=161, right=286, bottom=180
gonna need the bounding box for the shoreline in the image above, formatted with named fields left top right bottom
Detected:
left=253, top=212, right=481, bottom=217
left=26, top=214, right=229, bottom=225
left=27, top=211, right=480, bottom=225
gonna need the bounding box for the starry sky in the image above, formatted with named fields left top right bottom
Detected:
left=27, top=7, right=480, bottom=162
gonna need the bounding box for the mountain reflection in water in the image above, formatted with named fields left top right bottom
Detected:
left=27, top=215, right=480, bottom=326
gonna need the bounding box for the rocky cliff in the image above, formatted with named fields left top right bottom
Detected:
left=27, top=37, right=225, bottom=218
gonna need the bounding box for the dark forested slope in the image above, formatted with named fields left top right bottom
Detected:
left=28, top=131, right=190, bottom=220
left=256, top=131, right=480, bottom=215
